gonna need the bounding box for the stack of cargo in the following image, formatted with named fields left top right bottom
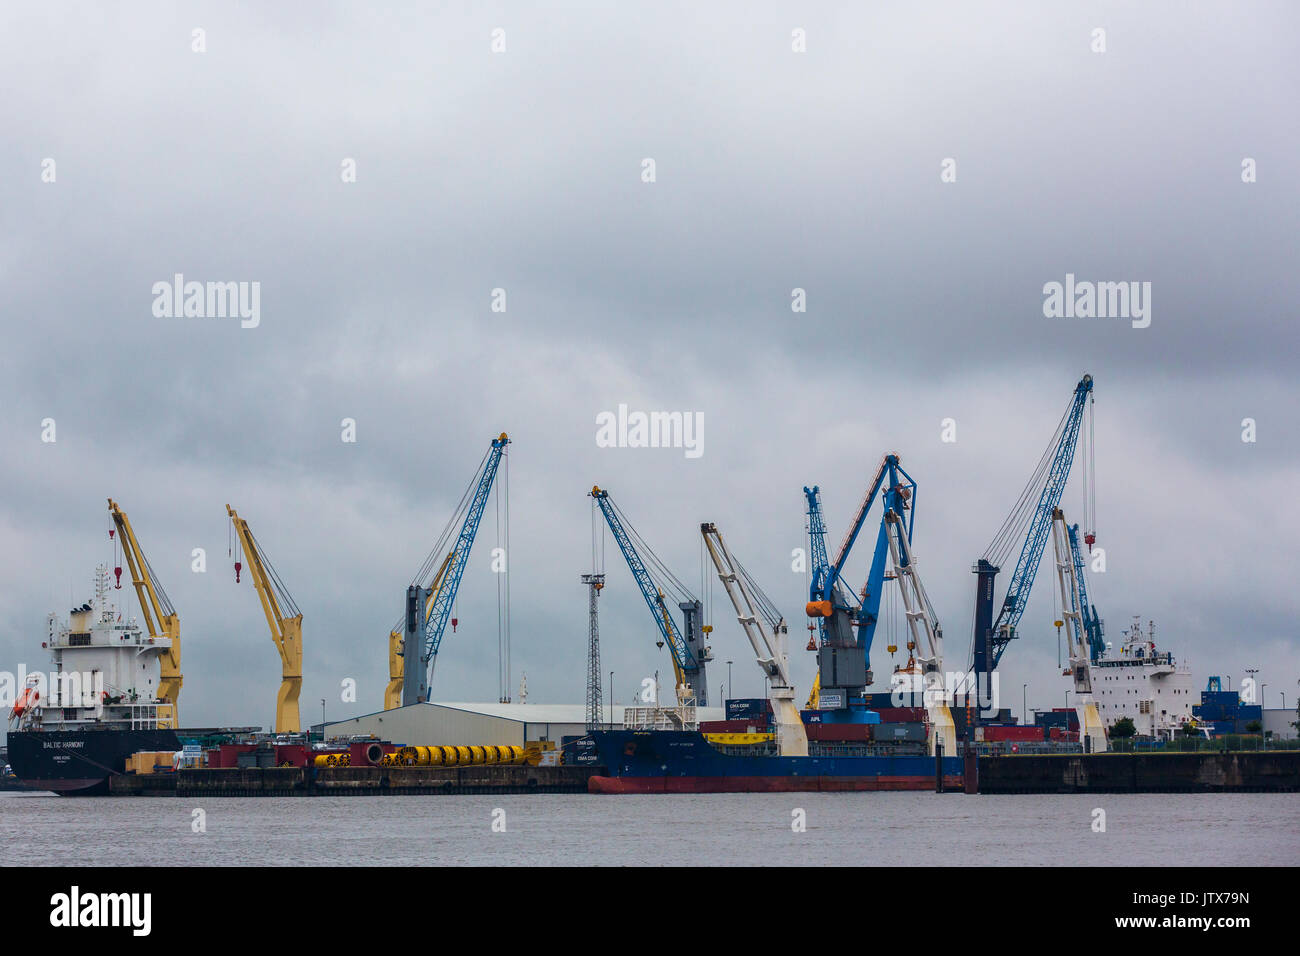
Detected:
left=1193, top=688, right=1264, bottom=735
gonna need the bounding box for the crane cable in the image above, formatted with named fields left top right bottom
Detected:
left=983, top=399, right=1074, bottom=569
left=495, top=445, right=511, bottom=702
left=389, top=446, right=490, bottom=637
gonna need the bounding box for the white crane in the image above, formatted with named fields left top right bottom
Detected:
left=1050, top=507, right=1109, bottom=752
left=881, top=509, right=957, bottom=756
left=700, top=523, right=809, bottom=757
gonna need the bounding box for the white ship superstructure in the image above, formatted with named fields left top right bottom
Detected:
left=1092, top=617, right=1194, bottom=738
left=13, top=565, right=176, bottom=732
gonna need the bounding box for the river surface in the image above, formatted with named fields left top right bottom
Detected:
left=2, top=790, right=1295, bottom=866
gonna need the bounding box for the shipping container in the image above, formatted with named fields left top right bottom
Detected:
left=873, top=706, right=926, bottom=723
left=725, top=698, right=773, bottom=719
left=981, top=725, right=1045, bottom=743
left=874, top=722, right=926, bottom=742
left=804, top=723, right=872, bottom=742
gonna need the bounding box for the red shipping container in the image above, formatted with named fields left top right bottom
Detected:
left=982, top=725, right=1044, bottom=742
left=873, top=707, right=926, bottom=723
left=804, top=723, right=872, bottom=742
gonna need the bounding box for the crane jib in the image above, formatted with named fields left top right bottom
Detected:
left=986, top=376, right=1093, bottom=667
left=421, top=436, right=510, bottom=668
left=591, top=491, right=698, bottom=674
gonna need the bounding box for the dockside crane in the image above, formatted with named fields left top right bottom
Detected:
left=803, top=454, right=916, bottom=709
left=590, top=487, right=710, bottom=707
left=700, top=522, right=807, bottom=756
left=392, top=433, right=510, bottom=708
left=227, top=505, right=302, bottom=734
left=971, top=374, right=1094, bottom=709
left=107, top=498, right=180, bottom=727
left=1049, top=507, right=1108, bottom=751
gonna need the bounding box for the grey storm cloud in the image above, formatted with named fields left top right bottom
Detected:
left=2, top=1, right=1297, bottom=731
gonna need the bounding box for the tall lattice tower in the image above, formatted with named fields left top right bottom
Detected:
left=582, top=573, right=605, bottom=731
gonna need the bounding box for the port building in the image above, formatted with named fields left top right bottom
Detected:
left=319, top=701, right=725, bottom=747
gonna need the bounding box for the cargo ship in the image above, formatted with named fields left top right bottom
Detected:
left=587, top=700, right=963, bottom=794
left=6, top=567, right=181, bottom=794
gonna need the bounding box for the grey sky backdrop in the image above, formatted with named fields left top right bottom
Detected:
left=2, top=2, right=1297, bottom=732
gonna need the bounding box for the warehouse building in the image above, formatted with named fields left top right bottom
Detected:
left=1263, top=708, right=1297, bottom=741
left=319, top=701, right=725, bottom=747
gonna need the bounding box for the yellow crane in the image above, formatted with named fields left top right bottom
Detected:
left=227, top=505, right=302, bottom=733
left=386, top=551, right=454, bottom=710
left=107, top=498, right=181, bottom=727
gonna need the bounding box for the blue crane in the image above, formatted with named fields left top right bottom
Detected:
left=1067, top=522, right=1105, bottom=662
left=972, top=375, right=1093, bottom=706
left=590, top=486, right=708, bottom=706
left=804, top=454, right=916, bottom=707
left=400, top=433, right=510, bottom=705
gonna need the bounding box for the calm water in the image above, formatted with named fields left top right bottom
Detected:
left=1, top=790, right=1295, bottom=866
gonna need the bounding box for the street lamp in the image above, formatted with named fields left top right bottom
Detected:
left=727, top=661, right=733, bottom=702
left=609, top=671, right=614, bottom=727
left=1023, top=683, right=1028, bottom=724
left=320, top=698, right=326, bottom=742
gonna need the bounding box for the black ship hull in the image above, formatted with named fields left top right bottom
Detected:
left=7, top=727, right=181, bottom=795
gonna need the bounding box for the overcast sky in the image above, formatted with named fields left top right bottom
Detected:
left=3, top=1, right=1297, bottom=733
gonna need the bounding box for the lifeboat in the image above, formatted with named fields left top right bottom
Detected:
left=9, top=678, right=40, bottom=721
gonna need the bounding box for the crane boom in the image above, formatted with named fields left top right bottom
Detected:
left=1050, top=508, right=1108, bottom=752
left=590, top=486, right=708, bottom=706
left=107, top=498, right=180, bottom=727
left=401, top=433, right=510, bottom=705
left=701, top=522, right=807, bottom=755
left=972, top=374, right=1093, bottom=705
left=227, top=505, right=303, bottom=733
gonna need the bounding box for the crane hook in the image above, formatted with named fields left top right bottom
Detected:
left=451, top=617, right=458, bottom=633
left=113, top=566, right=123, bottom=589
left=234, top=561, right=242, bottom=583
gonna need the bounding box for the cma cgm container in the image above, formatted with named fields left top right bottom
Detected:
left=726, top=698, right=773, bottom=720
